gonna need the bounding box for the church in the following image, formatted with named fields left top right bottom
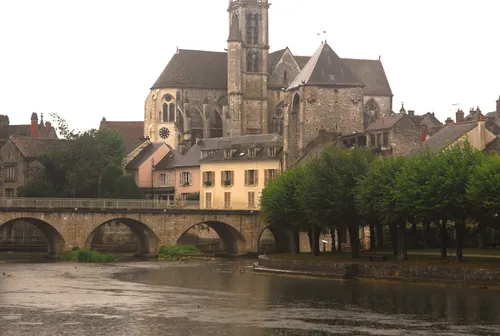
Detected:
left=143, top=0, right=393, bottom=165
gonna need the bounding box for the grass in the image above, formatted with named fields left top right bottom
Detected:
left=158, top=245, right=201, bottom=261
left=270, top=251, right=500, bottom=269
left=59, top=248, right=116, bottom=263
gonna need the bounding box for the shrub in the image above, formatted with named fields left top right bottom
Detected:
left=59, top=248, right=116, bottom=263
left=158, top=245, right=200, bottom=260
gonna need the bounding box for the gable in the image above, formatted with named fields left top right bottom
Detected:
left=268, top=48, right=301, bottom=88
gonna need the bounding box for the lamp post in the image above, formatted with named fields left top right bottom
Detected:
left=151, top=157, right=155, bottom=206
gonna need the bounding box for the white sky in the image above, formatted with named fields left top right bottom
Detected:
left=0, top=0, right=498, bottom=131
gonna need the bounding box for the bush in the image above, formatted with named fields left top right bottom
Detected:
left=158, top=245, right=200, bottom=260
left=59, top=248, right=116, bottom=263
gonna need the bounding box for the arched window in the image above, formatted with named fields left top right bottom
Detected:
left=247, top=52, right=260, bottom=72
left=364, top=98, right=380, bottom=128
left=169, top=103, right=175, bottom=122
left=253, top=14, right=260, bottom=44
left=211, top=110, right=223, bottom=138
left=246, top=14, right=253, bottom=43
left=271, top=109, right=283, bottom=135
left=162, top=103, right=169, bottom=122
left=161, top=94, right=176, bottom=122
left=292, top=93, right=300, bottom=114
left=283, top=71, right=288, bottom=85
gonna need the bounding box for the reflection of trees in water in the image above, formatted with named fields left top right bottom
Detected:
left=178, top=224, right=221, bottom=253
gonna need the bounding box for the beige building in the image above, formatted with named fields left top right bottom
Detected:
left=143, top=0, right=392, bottom=167
left=198, top=134, right=283, bottom=210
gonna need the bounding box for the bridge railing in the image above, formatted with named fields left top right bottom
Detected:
left=0, top=198, right=259, bottom=211
left=0, top=198, right=200, bottom=210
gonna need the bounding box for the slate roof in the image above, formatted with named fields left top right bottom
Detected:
left=175, top=134, right=281, bottom=167
left=151, top=49, right=228, bottom=90
left=288, top=42, right=363, bottom=90
left=365, top=114, right=404, bottom=132
left=201, top=135, right=283, bottom=163
left=99, top=119, right=144, bottom=142
left=124, top=140, right=147, bottom=155
left=413, top=122, right=478, bottom=154
left=485, top=111, right=497, bottom=119
left=125, top=142, right=164, bottom=170
left=155, top=146, right=182, bottom=170
left=150, top=48, right=393, bottom=96
left=9, top=136, right=64, bottom=158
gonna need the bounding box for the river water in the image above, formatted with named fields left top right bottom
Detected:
left=0, top=260, right=499, bottom=335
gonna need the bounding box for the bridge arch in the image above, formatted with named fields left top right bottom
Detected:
left=85, top=218, right=161, bottom=256
left=258, top=225, right=296, bottom=254
left=177, top=221, right=246, bottom=255
left=0, top=217, right=65, bottom=256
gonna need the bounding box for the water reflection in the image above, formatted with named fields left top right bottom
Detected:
left=0, top=261, right=499, bottom=335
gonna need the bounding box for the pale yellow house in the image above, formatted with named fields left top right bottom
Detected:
left=198, top=135, right=283, bottom=210
left=414, top=118, right=500, bottom=154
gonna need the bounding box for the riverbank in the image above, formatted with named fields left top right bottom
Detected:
left=254, top=254, right=500, bottom=288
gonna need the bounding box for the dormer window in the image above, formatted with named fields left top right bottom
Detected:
left=224, top=149, right=232, bottom=159
left=268, top=147, right=276, bottom=157
left=248, top=148, right=256, bottom=158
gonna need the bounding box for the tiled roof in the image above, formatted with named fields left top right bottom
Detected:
left=124, top=140, right=147, bottom=155
left=125, top=142, right=164, bottom=170
left=288, top=42, right=362, bottom=90
left=8, top=125, right=31, bottom=137
left=175, top=134, right=282, bottom=167
left=10, top=136, right=64, bottom=158
left=151, top=49, right=228, bottom=90
left=413, top=122, right=478, bottom=154
left=149, top=48, right=393, bottom=97
left=155, top=145, right=182, bottom=170
left=99, top=119, right=144, bottom=142
left=365, top=114, right=404, bottom=132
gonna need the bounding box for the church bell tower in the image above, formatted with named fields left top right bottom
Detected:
left=227, top=0, right=270, bottom=136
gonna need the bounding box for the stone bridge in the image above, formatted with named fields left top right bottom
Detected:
left=0, top=198, right=297, bottom=256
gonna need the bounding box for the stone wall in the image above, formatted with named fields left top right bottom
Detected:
left=364, top=95, right=392, bottom=117
left=268, top=50, right=301, bottom=89
left=257, top=256, right=500, bottom=286
left=391, top=115, right=420, bottom=156
left=0, top=140, right=26, bottom=197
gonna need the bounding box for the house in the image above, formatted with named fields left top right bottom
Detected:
left=198, top=134, right=283, bottom=210
left=413, top=117, right=500, bottom=154
left=365, top=112, right=420, bottom=156
left=407, top=110, right=443, bottom=142
left=0, top=113, right=57, bottom=148
left=173, top=142, right=202, bottom=201
left=0, top=136, right=62, bottom=197
left=152, top=147, right=182, bottom=203
left=124, top=142, right=170, bottom=199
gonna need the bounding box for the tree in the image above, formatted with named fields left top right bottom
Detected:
left=112, top=175, right=143, bottom=199
left=101, top=164, right=124, bottom=198
left=260, top=166, right=307, bottom=254
left=356, top=156, right=406, bottom=258
left=298, top=146, right=374, bottom=258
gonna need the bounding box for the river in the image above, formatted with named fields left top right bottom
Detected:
left=0, top=260, right=499, bottom=335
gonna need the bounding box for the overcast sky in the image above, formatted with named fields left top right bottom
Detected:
left=0, top=0, right=498, bottom=131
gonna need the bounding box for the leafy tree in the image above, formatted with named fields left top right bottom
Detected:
left=260, top=166, right=307, bottom=254
left=298, top=146, right=374, bottom=258
left=101, top=164, right=124, bottom=198
left=17, top=181, right=61, bottom=197
left=112, top=175, right=143, bottom=199
left=356, top=156, right=406, bottom=258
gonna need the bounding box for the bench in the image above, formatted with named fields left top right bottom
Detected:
left=367, top=255, right=388, bottom=261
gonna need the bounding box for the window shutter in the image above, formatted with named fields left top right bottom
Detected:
left=165, top=174, right=169, bottom=186
left=231, top=171, right=234, bottom=185
left=211, top=171, right=215, bottom=185
left=254, top=170, right=259, bottom=186
left=188, top=172, right=192, bottom=185
left=245, top=170, right=249, bottom=186
left=221, top=171, right=224, bottom=186
left=156, top=174, right=160, bottom=186
left=179, top=173, right=182, bottom=185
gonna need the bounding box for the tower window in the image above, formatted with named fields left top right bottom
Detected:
left=162, top=103, right=169, bottom=122
left=247, top=52, right=260, bottom=72
left=253, top=14, right=259, bottom=44
left=161, top=94, right=176, bottom=122
left=169, top=103, right=175, bottom=122
left=246, top=14, right=253, bottom=44
left=284, top=71, right=288, bottom=84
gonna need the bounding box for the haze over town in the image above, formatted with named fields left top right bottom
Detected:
left=0, top=0, right=498, bottom=130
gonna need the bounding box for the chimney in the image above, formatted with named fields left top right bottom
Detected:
left=445, top=117, right=454, bottom=125
left=0, top=115, right=9, bottom=128
left=497, top=95, right=500, bottom=115
left=456, top=109, right=465, bottom=123
left=408, top=110, right=415, bottom=117
left=420, top=124, right=428, bottom=143
left=478, top=114, right=486, bottom=150
left=31, top=112, right=39, bottom=138
left=45, top=121, right=52, bottom=134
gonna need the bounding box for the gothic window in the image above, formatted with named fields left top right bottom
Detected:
left=292, top=93, right=300, bottom=114
left=169, top=103, right=175, bottom=122
left=271, top=109, right=284, bottom=135
left=161, top=94, right=176, bottom=122
left=247, top=51, right=259, bottom=72
left=246, top=14, right=253, bottom=44
left=253, top=14, right=260, bottom=44
left=283, top=71, right=288, bottom=85
left=364, top=98, right=380, bottom=129
left=211, top=110, right=223, bottom=138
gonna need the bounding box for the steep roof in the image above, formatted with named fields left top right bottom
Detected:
left=150, top=48, right=392, bottom=97
left=151, top=49, right=228, bottom=90
left=341, top=58, right=393, bottom=96
left=365, top=114, right=404, bottom=132
left=413, top=122, right=478, bottom=154
left=125, top=142, right=164, bottom=170
left=9, top=136, right=63, bottom=158
left=287, top=42, right=363, bottom=90
left=155, top=146, right=182, bottom=170
left=99, top=119, right=144, bottom=142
